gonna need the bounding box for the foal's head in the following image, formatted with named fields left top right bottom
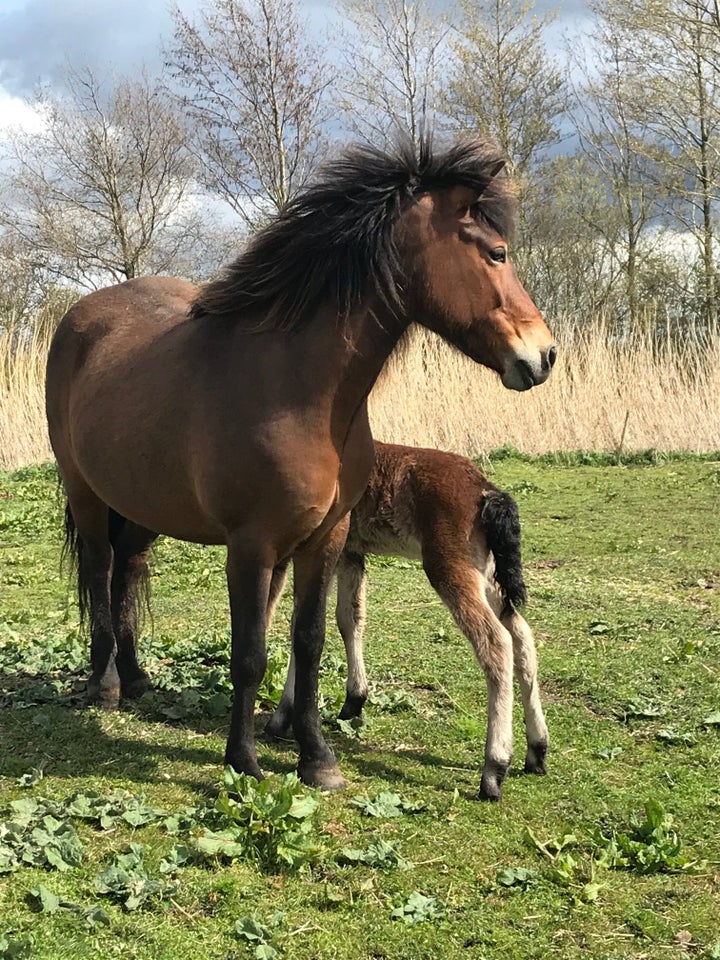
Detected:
left=396, top=147, right=556, bottom=391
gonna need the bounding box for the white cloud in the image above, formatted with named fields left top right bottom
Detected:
left=0, top=85, right=43, bottom=133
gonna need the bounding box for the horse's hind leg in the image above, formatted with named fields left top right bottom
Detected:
left=336, top=551, right=369, bottom=720
left=110, top=516, right=158, bottom=699
left=64, top=484, right=120, bottom=710
left=501, top=609, right=549, bottom=775
left=423, top=548, right=514, bottom=801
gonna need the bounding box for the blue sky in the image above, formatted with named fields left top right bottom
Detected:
left=0, top=0, right=591, bottom=98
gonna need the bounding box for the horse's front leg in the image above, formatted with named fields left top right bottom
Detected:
left=336, top=551, right=370, bottom=720
left=225, top=541, right=274, bottom=779
left=293, top=517, right=349, bottom=791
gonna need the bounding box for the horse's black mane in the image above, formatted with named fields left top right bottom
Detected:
left=190, top=135, right=515, bottom=330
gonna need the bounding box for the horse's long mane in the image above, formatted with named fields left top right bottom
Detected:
left=190, top=135, right=515, bottom=331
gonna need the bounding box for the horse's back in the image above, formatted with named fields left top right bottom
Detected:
left=347, top=441, right=497, bottom=560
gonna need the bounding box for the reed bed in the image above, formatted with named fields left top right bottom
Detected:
left=2, top=318, right=719, bottom=471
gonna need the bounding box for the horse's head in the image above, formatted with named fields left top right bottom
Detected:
left=400, top=181, right=556, bottom=391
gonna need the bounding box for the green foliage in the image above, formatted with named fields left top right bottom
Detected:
left=350, top=792, right=427, bottom=818
left=94, top=844, right=176, bottom=911
left=339, top=839, right=413, bottom=870
left=592, top=799, right=697, bottom=875
left=390, top=892, right=445, bottom=924
left=27, top=884, right=110, bottom=929
left=0, top=804, right=83, bottom=874
left=194, top=768, right=320, bottom=872
left=496, top=866, right=537, bottom=889
left=0, top=936, right=33, bottom=960
left=234, top=913, right=285, bottom=959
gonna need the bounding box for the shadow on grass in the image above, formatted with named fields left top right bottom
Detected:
left=1, top=667, right=489, bottom=799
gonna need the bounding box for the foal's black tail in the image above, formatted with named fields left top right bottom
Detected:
left=480, top=488, right=527, bottom=614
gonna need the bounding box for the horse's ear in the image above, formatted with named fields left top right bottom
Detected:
left=488, top=159, right=507, bottom=181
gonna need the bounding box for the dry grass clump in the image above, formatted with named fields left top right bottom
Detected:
left=2, top=316, right=719, bottom=471
left=370, top=322, right=720, bottom=456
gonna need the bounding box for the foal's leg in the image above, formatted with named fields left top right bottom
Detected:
left=225, top=539, right=274, bottom=779
left=501, top=609, right=549, bottom=775
left=65, top=485, right=120, bottom=710
left=292, top=518, right=349, bottom=790
left=423, top=548, right=514, bottom=801
left=336, top=551, right=370, bottom=720
left=110, top=518, right=157, bottom=699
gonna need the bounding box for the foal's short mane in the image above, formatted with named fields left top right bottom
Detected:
left=190, top=136, right=515, bottom=331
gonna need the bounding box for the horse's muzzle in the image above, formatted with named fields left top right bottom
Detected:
left=502, top=345, right=557, bottom=391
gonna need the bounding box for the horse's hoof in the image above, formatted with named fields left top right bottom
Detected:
left=224, top=758, right=264, bottom=783
left=121, top=674, right=153, bottom=700
left=478, top=760, right=509, bottom=802
left=298, top=759, right=347, bottom=792
left=87, top=677, right=121, bottom=710
left=338, top=695, right=366, bottom=721
left=524, top=741, right=548, bottom=775
left=263, top=713, right=292, bottom=740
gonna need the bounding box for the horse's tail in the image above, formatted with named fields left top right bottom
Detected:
left=62, top=501, right=91, bottom=628
left=62, top=499, right=148, bottom=632
left=480, top=487, right=527, bottom=615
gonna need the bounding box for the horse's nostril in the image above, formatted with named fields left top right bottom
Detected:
left=546, top=345, right=557, bottom=369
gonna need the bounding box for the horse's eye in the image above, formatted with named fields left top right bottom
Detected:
left=490, top=246, right=507, bottom=263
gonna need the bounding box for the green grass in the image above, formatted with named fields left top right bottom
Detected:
left=1, top=455, right=720, bottom=960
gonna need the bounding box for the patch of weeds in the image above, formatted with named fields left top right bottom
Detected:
left=703, top=710, right=720, bottom=727
left=0, top=805, right=83, bottom=874
left=596, top=746, right=623, bottom=760
left=27, top=884, right=110, bottom=929
left=63, top=789, right=166, bottom=829
left=94, top=844, right=176, bottom=911
left=367, top=687, right=419, bottom=713
left=495, top=866, right=538, bottom=890
left=525, top=828, right=602, bottom=904
left=592, top=798, right=699, bottom=875
left=618, top=696, right=667, bottom=721
left=194, top=768, right=321, bottom=872
left=234, top=912, right=286, bottom=959
left=339, top=839, right=414, bottom=870
left=655, top=728, right=698, bottom=746
left=0, top=935, right=33, bottom=959
left=390, top=892, right=445, bottom=924
left=350, top=791, right=427, bottom=818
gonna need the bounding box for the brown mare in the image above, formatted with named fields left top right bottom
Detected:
left=265, top=442, right=548, bottom=801
left=45, top=137, right=556, bottom=793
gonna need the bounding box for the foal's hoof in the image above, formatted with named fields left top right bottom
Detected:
left=86, top=682, right=121, bottom=711
left=298, top=759, right=347, bottom=792
left=121, top=674, right=153, bottom=700
left=478, top=761, right=509, bottom=802
left=524, top=741, right=548, bottom=776
left=338, top=695, right=366, bottom=721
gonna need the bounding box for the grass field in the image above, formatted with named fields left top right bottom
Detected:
left=1, top=453, right=720, bottom=959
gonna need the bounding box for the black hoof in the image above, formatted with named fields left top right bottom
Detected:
left=298, top=759, right=347, bottom=791
left=338, top=694, right=366, bottom=721
left=121, top=673, right=153, bottom=700
left=86, top=677, right=121, bottom=711
left=224, top=757, right=264, bottom=782
left=262, top=714, right=292, bottom=740
left=524, top=741, right=548, bottom=775
left=478, top=761, right=509, bottom=802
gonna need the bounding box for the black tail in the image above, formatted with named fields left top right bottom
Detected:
left=62, top=502, right=92, bottom=627
left=480, top=488, right=527, bottom=614
left=61, top=501, right=142, bottom=631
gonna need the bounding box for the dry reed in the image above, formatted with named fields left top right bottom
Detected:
left=2, top=319, right=719, bottom=472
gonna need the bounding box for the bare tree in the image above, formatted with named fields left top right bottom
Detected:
left=445, top=0, right=566, bottom=177
left=335, top=0, right=450, bottom=148
left=167, top=0, right=331, bottom=224
left=0, top=67, right=204, bottom=288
